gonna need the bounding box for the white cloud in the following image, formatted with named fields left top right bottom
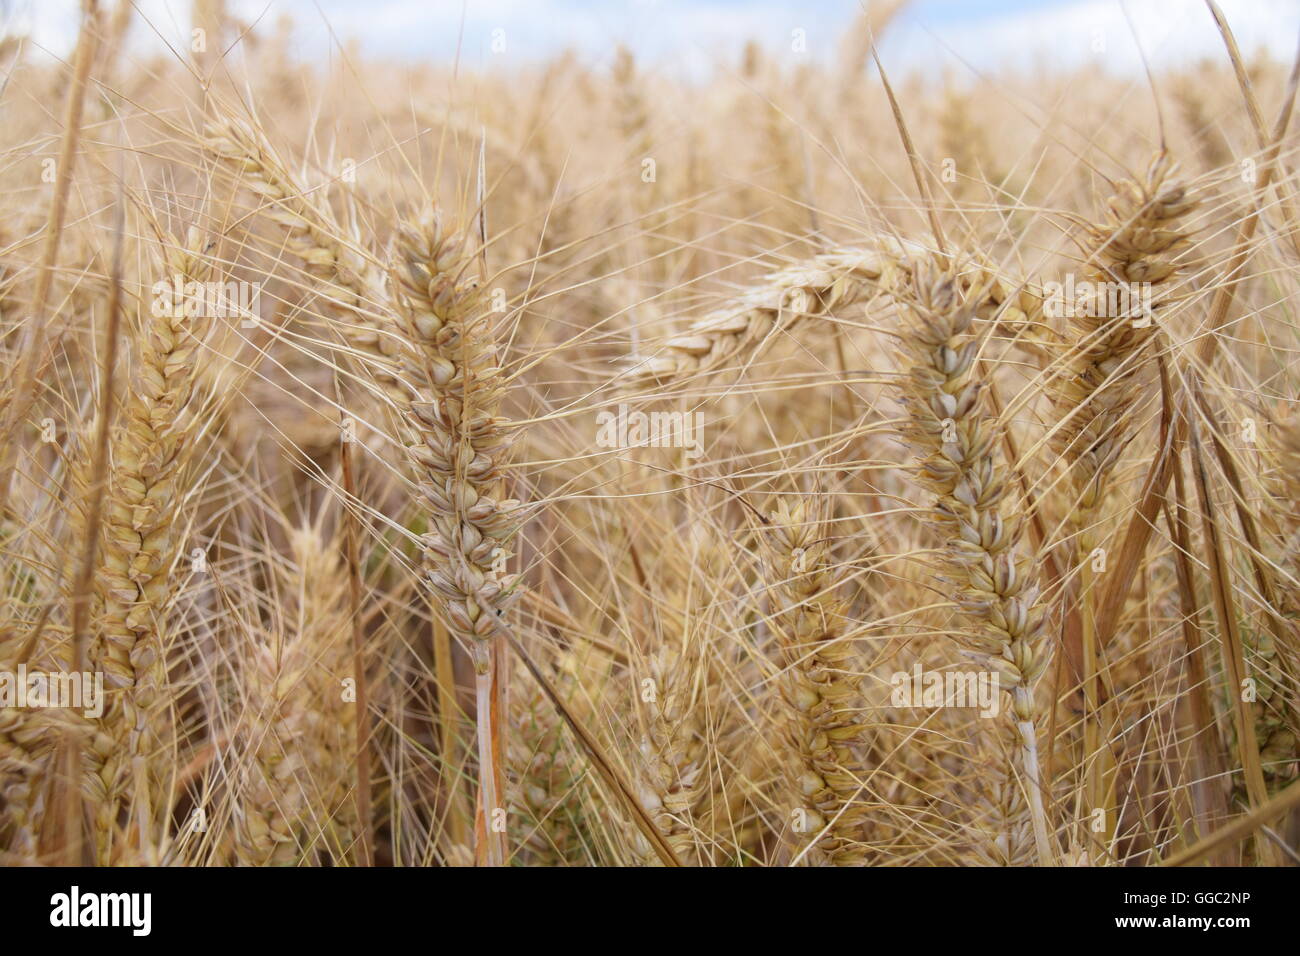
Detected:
left=887, top=0, right=1299, bottom=79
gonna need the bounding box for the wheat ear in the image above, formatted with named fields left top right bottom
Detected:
left=390, top=207, right=520, bottom=866
left=1049, top=152, right=1197, bottom=515
left=632, top=644, right=705, bottom=866
left=82, top=229, right=209, bottom=862
left=509, top=650, right=592, bottom=863
left=0, top=630, right=92, bottom=861
left=761, top=496, right=872, bottom=865
left=626, top=246, right=908, bottom=384
left=235, top=527, right=355, bottom=865
left=204, top=113, right=405, bottom=403
left=628, top=240, right=1045, bottom=386
left=1254, top=414, right=1300, bottom=783
left=892, top=257, right=1054, bottom=865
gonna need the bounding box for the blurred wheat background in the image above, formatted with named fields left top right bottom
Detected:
left=1, top=0, right=1299, bottom=866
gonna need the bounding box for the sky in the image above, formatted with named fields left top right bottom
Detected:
left=4, top=0, right=1297, bottom=79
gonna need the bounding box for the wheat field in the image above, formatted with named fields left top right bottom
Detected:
left=1, top=0, right=1299, bottom=868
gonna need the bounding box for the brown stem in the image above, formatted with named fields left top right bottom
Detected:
left=339, top=434, right=374, bottom=866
